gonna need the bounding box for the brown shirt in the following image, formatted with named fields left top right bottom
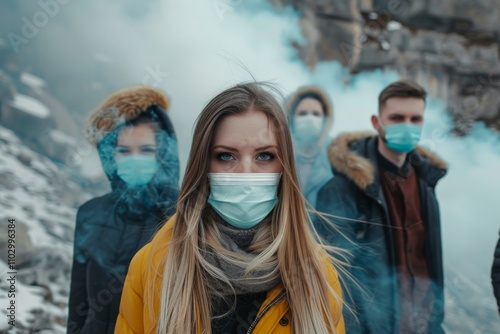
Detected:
left=378, top=152, right=434, bottom=333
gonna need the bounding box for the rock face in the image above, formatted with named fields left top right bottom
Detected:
left=273, top=0, right=500, bottom=135
left=271, top=1, right=500, bottom=332
left=0, top=39, right=81, bottom=165
left=0, top=219, right=35, bottom=267
left=0, top=125, right=92, bottom=333
left=3, top=93, right=54, bottom=138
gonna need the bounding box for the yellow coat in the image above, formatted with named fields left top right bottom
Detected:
left=115, top=216, right=345, bottom=333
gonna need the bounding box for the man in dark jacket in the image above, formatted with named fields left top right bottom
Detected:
left=67, top=87, right=179, bottom=334
left=316, top=80, right=447, bottom=334
left=492, top=232, right=500, bottom=313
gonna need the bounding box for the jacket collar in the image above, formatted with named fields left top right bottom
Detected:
left=151, top=216, right=289, bottom=334
left=328, top=132, right=448, bottom=192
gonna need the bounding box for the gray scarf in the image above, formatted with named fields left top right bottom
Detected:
left=204, top=215, right=281, bottom=295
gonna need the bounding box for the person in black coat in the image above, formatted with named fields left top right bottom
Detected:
left=67, top=87, right=180, bottom=334
left=315, top=80, right=448, bottom=334
left=492, top=231, right=500, bottom=313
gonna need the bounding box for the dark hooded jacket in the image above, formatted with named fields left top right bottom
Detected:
left=67, top=87, right=180, bottom=334
left=315, top=132, right=447, bottom=334
left=492, top=231, right=500, bottom=313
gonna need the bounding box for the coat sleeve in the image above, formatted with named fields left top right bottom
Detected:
left=67, top=261, right=88, bottom=333
left=315, top=176, right=365, bottom=333
left=67, top=209, right=89, bottom=334
left=314, top=176, right=360, bottom=249
left=114, top=244, right=149, bottom=333
left=491, top=230, right=500, bottom=312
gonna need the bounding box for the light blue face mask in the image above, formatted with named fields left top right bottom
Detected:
left=294, top=115, right=324, bottom=142
left=381, top=121, right=422, bottom=154
left=116, top=155, right=159, bottom=187
left=207, top=173, right=281, bottom=230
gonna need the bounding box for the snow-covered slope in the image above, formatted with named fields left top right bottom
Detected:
left=0, top=125, right=91, bottom=333
left=8, top=94, right=50, bottom=119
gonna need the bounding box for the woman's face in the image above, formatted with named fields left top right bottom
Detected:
left=210, top=110, right=283, bottom=173
left=293, top=98, right=324, bottom=120
left=115, top=123, right=157, bottom=158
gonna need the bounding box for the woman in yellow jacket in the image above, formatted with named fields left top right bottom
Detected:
left=115, top=82, right=346, bottom=334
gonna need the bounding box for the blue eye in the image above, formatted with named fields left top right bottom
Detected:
left=217, top=152, right=234, bottom=161
left=258, top=152, right=274, bottom=161
left=297, top=110, right=308, bottom=116
left=116, top=147, right=130, bottom=154
left=140, top=147, right=156, bottom=154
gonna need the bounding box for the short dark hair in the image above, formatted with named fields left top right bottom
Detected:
left=378, top=80, right=427, bottom=113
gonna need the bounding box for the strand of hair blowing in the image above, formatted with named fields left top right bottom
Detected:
left=278, top=179, right=340, bottom=333
left=153, top=108, right=215, bottom=333
left=154, top=194, right=210, bottom=334
left=277, top=90, right=342, bottom=333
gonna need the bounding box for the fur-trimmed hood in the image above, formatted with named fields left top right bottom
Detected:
left=82, top=86, right=179, bottom=192
left=286, top=86, right=333, bottom=145
left=287, top=86, right=333, bottom=119
left=84, top=86, right=170, bottom=145
left=328, top=132, right=448, bottom=190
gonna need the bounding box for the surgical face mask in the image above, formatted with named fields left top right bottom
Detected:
left=293, top=115, right=324, bottom=141
left=379, top=119, right=422, bottom=154
left=207, top=173, right=281, bottom=230
left=116, top=155, right=159, bottom=186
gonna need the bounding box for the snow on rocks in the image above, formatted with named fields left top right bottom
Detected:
left=8, top=94, right=50, bottom=119
left=0, top=125, right=91, bottom=333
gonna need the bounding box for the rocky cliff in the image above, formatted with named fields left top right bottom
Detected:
left=271, top=0, right=500, bottom=135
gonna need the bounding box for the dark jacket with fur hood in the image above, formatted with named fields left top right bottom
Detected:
left=315, top=132, right=447, bottom=334
left=67, top=87, right=179, bottom=334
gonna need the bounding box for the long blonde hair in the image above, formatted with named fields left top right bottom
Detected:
left=154, top=82, right=343, bottom=333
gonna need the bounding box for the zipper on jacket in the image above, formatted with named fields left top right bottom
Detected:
left=246, top=289, right=287, bottom=334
